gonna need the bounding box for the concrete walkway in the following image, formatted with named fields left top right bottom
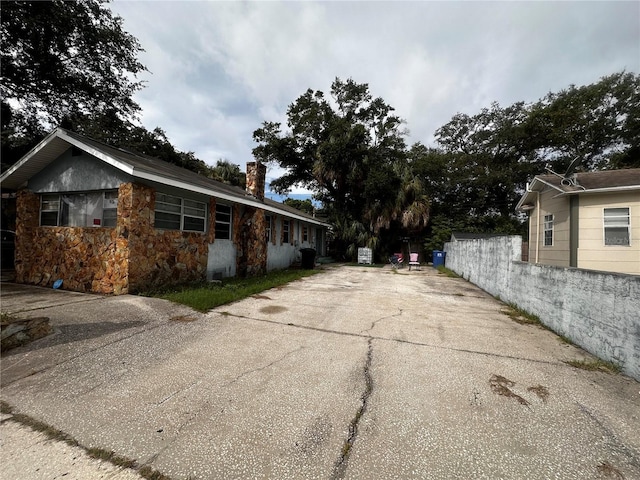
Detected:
left=1, top=265, right=639, bottom=479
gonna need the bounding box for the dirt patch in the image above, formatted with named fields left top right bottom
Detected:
left=489, top=374, right=530, bottom=406
left=527, top=385, right=550, bottom=403
left=253, top=294, right=272, bottom=300
left=260, top=306, right=288, bottom=314
left=597, top=461, right=625, bottom=479
left=169, top=315, right=198, bottom=322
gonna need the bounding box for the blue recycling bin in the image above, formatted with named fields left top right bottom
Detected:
left=432, top=250, right=446, bottom=267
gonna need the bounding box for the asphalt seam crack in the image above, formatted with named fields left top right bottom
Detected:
left=576, top=402, right=640, bottom=469
left=331, top=337, right=374, bottom=480
left=219, top=312, right=564, bottom=367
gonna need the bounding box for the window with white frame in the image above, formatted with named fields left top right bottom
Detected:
left=604, top=207, right=630, bottom=246
left=543, top=214, right=554, bottom=246
left=155, top=193, right=206, bottom=232
left=214, top=203, right=232, bottom=239
left=302, top=225, right=308, bottom=242
left=265, top=214, right=272, bottom=243
left=102, top=191, right=118, bottom=227
left=282, top=219, right=290, bottom=244
left=40, top=194, right=60, bottom=226
left=40, top=191, right=118, bottom=227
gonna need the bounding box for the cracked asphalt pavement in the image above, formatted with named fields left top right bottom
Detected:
left=1, top=265, right=639, bottom=479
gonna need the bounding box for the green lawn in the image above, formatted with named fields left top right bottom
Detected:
left=152, top=268, right=321, bottom=312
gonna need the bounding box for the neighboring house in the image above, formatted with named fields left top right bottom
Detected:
left=0, top=128, right=329, bottom=294
left=516, top=168, right=640, bottom=275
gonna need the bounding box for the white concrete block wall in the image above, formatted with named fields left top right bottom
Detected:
left=444, top=236, right=640, bottom=381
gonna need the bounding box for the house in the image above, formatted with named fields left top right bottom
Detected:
left=0, top=128, right=329, bottom=294
left=516, top=168, right=640, bottom=275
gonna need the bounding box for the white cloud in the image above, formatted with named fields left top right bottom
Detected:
left=110, top=0, right=639, bottom=176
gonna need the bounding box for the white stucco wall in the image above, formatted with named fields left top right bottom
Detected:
left=207, top=239, right=236, bottom=279
left=28, top=148, right=130, bottom=192
left=444, top=236, right=640, bottom=381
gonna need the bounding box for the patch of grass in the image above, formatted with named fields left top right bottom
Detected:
left=86, top=448, right=136, bottom=468
left=149, top=268, right=320, bottom=312
left=566, top=358, right=621, bottom=374
left=559, top=334, right=576, bottom=346
left=502, top=303, right=541, bottom=325
left=1, top=401, right=174, bottom=479
left=436, top=265, right=459, bottom=278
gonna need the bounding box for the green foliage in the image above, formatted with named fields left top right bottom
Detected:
left=253, top=78, right=429, bottom=260
left=1, top=0, right=146, bottom=165
left=566, top=358, right=621, bottom=374
left=436, top=265, right=459, bottom=278
left=0, top=0, right=217, bottom=178
left=283, top=198, right=314, bottom=214
left=207, top=159, right=246, bottom=188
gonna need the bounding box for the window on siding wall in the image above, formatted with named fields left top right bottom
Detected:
left=265, top=215, right=272, bottom=243
left=282, top=219, right=290, bottom=243
left=215, top=203, right=232, bottom=239
left=543, top=214, right=554, bottom=246
left=302, top=226, right=308, bottom=242
left=604, top=208, right=630, bottom=246
left=155, top=193, right=206, bottom=232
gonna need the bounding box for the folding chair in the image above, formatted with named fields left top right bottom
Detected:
left=408, top=252, right=420, bottom=270
left=389, top=253, right=403, bottom=269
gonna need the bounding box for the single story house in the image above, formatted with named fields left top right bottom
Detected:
left=516, top=168, right=640, bottom=275
left=0, top=128, right=329, bottom=294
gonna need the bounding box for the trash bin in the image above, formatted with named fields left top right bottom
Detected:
left=432, top=250, right=446, bottom=267
left=300, top=248, right=316, bottom=269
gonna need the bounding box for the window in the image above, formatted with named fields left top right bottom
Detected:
left=604, top=208, right=630, bottom=246
left=155, top=193, right=182, bottom=230
left=155, top=193, right=206, bottom=232
left=102, top=191, right=118, bottom=227
left=215, top=203, right=232, bottom=239
left=265, top=215, right=272, bottom=243
left=40, top=194, right=60, bottom=226
left=303, top=226, right=308, bottom=242
left=183, top=199, right=206, bottom=232
left=543, top=214, right=553, bottom=246
left=282, top=219, right=290, bottom=244
left=40, top=191, right=116, bottom=227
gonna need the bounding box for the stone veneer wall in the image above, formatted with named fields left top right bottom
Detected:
left=15, top=190, right=128, bottom=294
left=234, top=204, right=267, bottom=277
left=15, top=183, right=210, bottom=295
left=119, top=183, right=209, bottom=293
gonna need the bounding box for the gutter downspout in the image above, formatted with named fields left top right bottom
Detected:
left=535, top=190, right=540, bottom=264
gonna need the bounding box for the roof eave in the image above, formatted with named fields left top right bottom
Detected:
left=134, top=170, right=329, bottom=227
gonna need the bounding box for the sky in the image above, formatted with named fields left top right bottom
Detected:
left=109, top=0, right=640, bottom=200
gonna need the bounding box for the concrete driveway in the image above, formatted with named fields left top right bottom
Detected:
left=1, top=265, right=639, bottom=479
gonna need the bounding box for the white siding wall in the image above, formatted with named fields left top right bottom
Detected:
left=529, top=187, right=571, bottom=267
left=578, top=192, right=640, bottom=275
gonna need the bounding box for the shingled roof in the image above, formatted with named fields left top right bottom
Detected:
left=516, top=168, right=640, bottom=211
left=0, top=128, right=328, bottom=227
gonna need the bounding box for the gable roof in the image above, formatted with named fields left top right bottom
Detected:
left=0, top=128, right=329, bottom=227
left=516, top=168, right=640, bottom=211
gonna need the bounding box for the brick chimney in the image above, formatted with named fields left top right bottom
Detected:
left=246, top=161, right=266, bottom=201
